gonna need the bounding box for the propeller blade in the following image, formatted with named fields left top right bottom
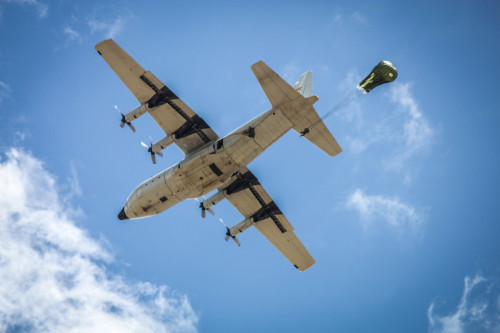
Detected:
left=156, top=151, right=164, bottom=157
left=141, top=141, right=149, bottom=148
left=207, top=207, right=214, bottom=215
left=201, top=208, right=206, bottom=218
left=151, top=153, right=156, bottom=164
left=128, top=123, right=136, bottom=132
left=233, top=236, right=241, bottom=247
left=120, top=122, right=125, bottom=128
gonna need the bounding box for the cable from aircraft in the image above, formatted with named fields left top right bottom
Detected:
left=301, top=60, right=398, bottom=135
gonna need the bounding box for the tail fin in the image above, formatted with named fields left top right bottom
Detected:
left=294, top=71, right=313, bottom=98
left=251, top=61, right=342, bottom=157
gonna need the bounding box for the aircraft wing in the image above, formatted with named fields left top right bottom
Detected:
left=95, top=39, right=218, bottom=155
left=222, top=167, right=315, bottom=271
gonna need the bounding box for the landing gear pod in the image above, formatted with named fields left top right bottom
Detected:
left=358, top=61, right=398, bottom=93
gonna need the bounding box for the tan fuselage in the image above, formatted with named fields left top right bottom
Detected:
left=121, top=107, right=293, bottom=219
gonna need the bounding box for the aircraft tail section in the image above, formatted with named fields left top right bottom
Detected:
left=294, top=70, right=313, bottom=97
left=251, top=61, right=342, bottom=157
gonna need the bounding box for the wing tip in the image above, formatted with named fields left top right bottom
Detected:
left=296, top=260, right=316, bottom=272
left=251, top=60, right=266, bottom=72
left=94, top=38, right=115, bottom=51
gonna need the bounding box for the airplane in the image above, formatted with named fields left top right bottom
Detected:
left=95, top=39, right=342, bottom=271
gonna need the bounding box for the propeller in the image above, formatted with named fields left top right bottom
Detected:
left=115, top=105, right=136, bottom=132
left=141, top=136, right=163, bottom=164
left=219, top=218, right=240, bottom=246
left=194, top=197, right=214, bottom=218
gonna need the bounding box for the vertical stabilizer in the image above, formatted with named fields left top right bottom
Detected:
left=293, top=71, right=313, bottom=98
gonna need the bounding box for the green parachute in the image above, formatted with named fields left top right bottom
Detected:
left=359, top=61, right=398, bottom=93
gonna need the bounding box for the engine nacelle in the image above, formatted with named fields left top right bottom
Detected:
left=152, top=135, right=174, bottom=154
left=228, top=217, right=254, bottom=237
left=124, top=104, right=149, bottom=123
left=201, top=190, right=225, bottom=209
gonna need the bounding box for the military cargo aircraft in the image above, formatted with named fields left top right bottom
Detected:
left=95, top=39, right=342, bottom=271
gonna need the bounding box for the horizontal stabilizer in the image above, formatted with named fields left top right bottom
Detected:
left=251, top=61, right=302, bottom=107
left=251, top=60, right=342, bottom=157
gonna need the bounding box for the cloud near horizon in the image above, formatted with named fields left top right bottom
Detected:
left=0, top=148, right=198, bottom=332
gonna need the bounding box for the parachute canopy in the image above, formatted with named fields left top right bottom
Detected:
left=358, top=61, right=398, bottom=93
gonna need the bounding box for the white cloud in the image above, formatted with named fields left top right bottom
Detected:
left=336, top=73, right=434, bottom=183
left=346, top=189, right=425, bottom=236
left=428, top=274, right=500, bottom=333
left=63, top=26, right=82, bottom=46
left=387, top=82, right=433, bottom=170
left=4, top=0, right=48, bottom=18
left=88, top=14, right=128, bottom=39
left=0, top=148, right=198, bottom=332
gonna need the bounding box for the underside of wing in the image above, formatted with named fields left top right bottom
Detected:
left=251, top=61, right=302, bottom=107
left=95, top=39, right=218, bottom=155
left=222, top=167, right=315, bottom=271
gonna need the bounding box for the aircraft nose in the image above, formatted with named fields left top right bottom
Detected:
left=118, top=207, right=129, bottom=220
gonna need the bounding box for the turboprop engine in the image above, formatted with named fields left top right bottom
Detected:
left=224, top=217, right=254, bottom=246
left=199, top=190, right=225, bottom=218
left=141, top=135, right=174, bottom=164
left=119, top=104, right=150, bottom=132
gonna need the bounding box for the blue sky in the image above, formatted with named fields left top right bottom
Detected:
left=0, top=1, right=499, bottom=332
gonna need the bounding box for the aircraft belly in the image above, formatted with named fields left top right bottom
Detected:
left=253, top=108, right=292, bottom=149
left=125, top=170, right=181, bottom=219
left=223, top=108, right=292, bottom=166
left=223, top=135, right=263, bottom=166
left=171, top=150, right=238, bottom=198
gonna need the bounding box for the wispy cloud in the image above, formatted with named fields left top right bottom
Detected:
left=3, top=0, right=48, bottom=18
left=428, top=274, right=500, bottom=333
left=387, top=82, right=434, bottom=170
left=63, top=26, right=82, bottom=46
left=0, top=148, right=198, bottom=332
left=337, top=71, right=434, bottom=183
left=327, top=10, right=367, bottom=27
left=282, top=62, right=300, bottom=84
left=0, top=80, right=11, bottom=106
left=88, top=13, right=130, bottom=39
left=350, top=12, right=367, bottom=24
left=346, top=189, right=425, bottom=237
